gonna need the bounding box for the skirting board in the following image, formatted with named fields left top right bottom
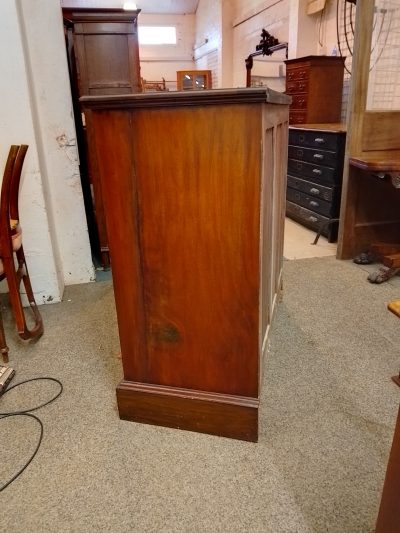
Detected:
left=116, top=381, right=259, bottom=442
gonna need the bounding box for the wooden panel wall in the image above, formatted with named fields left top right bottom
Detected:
left=362, top=112, right=400, bottom=152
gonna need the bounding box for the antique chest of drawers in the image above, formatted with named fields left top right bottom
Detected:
left=285, top=56, right=345, bottom=125
left=83, top=88, right=291, bottom=442
left=286, top=124, right=346, bottom=242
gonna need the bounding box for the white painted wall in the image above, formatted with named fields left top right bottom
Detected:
left=194, top=0, right=223, bottom=87
left=193, top=0, right=293, bottom=91
left=139, top=13, right=195, bottom=90
left=220, top=0, right=234, bottom=87
left=232, top=0, right=289, bottom=90
left=0, top=0, right=94, bottom=304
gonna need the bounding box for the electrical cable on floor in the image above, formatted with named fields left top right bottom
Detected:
left=0, top=377, right=63, bottom=492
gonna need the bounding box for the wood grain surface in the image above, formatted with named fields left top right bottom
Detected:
left=86, top=90, right=289, bottom=439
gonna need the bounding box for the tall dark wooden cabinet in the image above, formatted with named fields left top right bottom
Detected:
left=63, top=8, right=141, bottom=267
left=82, top=88, right=290, bottom=441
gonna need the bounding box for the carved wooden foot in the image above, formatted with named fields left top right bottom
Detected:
left=368, top=266, right=400, bottom=284
left=353, top=251, right=378, bottom=265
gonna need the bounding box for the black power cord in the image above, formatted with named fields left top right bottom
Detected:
left=0, top=377, right=63, bottom=492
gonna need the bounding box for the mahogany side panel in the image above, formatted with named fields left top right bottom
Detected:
left=260, top=106, right=288, bottom=382
left=89, top=111, right=148, bottom=379
left=84, top=89, right=290, bottom=440
left=130, top=104, right=261, bottom=397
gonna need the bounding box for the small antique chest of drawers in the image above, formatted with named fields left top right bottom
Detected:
left=285, top=56, right=345, bottom=125
left=286, top=124, right=346, bottom=242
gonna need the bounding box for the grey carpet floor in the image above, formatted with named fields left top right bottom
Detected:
left=0, top=257, right=399, bottom=533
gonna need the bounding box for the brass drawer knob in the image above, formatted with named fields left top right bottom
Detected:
left=310, top=187, right=320, bottom=195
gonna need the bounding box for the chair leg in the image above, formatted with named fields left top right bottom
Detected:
left=3, top=252, right=43, bottom=342
left=17, top=247, right=43, bottom=334
left=0, top=309, right=9, bottom=364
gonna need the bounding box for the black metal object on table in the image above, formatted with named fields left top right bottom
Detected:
left=245, top=30, right=288, bottom=87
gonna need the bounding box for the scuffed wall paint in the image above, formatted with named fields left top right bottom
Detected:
left=0, top=0, right=94, bottom=305
left=0, top=0, right=62, bottom=303
left=17, top=0, right=95, bottom=288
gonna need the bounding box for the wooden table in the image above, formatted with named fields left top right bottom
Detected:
left=339, top=154, right=400, bottom=259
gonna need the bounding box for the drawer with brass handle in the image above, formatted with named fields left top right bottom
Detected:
left=286, top=68, right=309, bottom=82
left=286, top=80, right=308, bottom=94
left=291, top=95, right=308, bottom=109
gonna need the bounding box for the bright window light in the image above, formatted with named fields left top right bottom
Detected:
left=138, top=26, right=177, bottom=45
left=123, top=2, right=137, bottom=9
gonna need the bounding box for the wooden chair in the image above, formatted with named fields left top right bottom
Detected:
left=0, top=145, right=43, bottom=363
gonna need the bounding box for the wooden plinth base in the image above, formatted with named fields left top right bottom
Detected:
left=392, top=375, right=400, bottom=388
left=116, top=380, right=259, bottom=442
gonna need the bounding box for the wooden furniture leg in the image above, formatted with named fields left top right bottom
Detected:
left=387, top=300, right=400, bottom=388
left=376, top=406, right=400, bottom=532
left=0, top=146, right=18, bottom=363
left=354, top=244, right=400, bottom=284
left=0, top=311, right=9, bottom=363
left=354, top=243, right=400, bottom=265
